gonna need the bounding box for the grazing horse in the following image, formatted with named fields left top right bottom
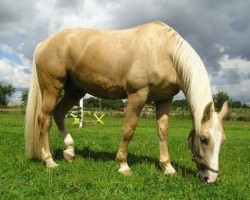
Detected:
left=25, top=21, right=228, bottom=183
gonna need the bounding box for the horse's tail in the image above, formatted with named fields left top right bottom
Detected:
left=25, top=47, right=42, bottom=159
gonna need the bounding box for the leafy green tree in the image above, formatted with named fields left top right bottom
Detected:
left=83, top=97, right=100, bottom=109
left=0, top=82, right=15, bottom=107
left=241, top=103, right=250, bottom=109
left=20, top=90, right=28, bottom=112
left=172, top=99, right=188, bottom=108
left=101, top=99, right=124, bottom=110
left=231, top=101, right=242, bottom=108
left=213, top=91, right=231, bottom=109
left=83, top=97, right=124, bottom=110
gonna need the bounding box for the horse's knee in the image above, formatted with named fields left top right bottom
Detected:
left=157, top=115, right=169, bottom=140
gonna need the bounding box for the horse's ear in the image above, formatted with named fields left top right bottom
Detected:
left=202, top=102, right=214, bottom=123
left=219, top=101, right=229, bottom=120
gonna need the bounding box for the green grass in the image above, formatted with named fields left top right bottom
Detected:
left=0, top=112, right=249, bottom=199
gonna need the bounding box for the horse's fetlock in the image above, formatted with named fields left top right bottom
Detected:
left=64, top=134, right=74, bottom=146
left=116, top=151, right=127, bottom=162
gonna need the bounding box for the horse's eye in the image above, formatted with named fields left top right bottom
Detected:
left=200, top=135, right=209, bottom=145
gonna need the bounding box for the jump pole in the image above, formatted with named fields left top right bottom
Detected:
left=79, top=98, right=84, bottom=128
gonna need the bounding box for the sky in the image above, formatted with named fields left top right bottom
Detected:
left=0, top=0, right=250, bottom=104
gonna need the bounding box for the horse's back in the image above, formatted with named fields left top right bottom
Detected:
left=36, top=21, right=173, bottom=64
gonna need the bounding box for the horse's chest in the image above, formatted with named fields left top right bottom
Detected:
left=147, top=69, right=180, bottom=100
left=148, top=81, right=180, bottom=101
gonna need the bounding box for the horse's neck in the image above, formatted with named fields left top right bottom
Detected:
left=172, top=36, right=213, bottom=132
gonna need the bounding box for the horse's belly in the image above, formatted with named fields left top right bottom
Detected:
left=73, top=76, right=127, bottom=99
left=86, top=86, right=127, bottom=100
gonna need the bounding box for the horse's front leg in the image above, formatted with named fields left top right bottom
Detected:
left=155, top=99, right=176, bottom=175
left=116, top=89, right=147, bottom=176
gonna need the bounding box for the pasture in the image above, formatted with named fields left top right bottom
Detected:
left=0, top=112, right=249, bottom=199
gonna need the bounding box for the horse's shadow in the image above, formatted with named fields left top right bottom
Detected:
left=53, top=147, right=197, bottom=178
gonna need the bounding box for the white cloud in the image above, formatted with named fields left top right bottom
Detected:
left=218, top=55, right=250, bottom=72
left=0, top=44, right=14, bottom=54
left=0, top=58, right=30, bottom=88
left=0, top=55, right=31, bottom=103
left=0, top=59, right=12, bottom=81
left=0, top=44, right=31, bottom=89
left=35, top=0, right=115, bottom=36
left=215, top=44, right=225, bottom=53
left=211, top=55, right=250, bottom=103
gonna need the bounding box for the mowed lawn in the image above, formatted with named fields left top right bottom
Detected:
left=0, top=112, right=249, bottom=199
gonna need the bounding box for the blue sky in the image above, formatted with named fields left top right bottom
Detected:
left=0, top=0, right=250, bottom=104
left=0, top=49, right=21, bottom=64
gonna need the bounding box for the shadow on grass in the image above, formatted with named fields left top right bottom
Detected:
left=53, top=147, right=197, bottom=178
left=172, top=161, right=197, bottom=178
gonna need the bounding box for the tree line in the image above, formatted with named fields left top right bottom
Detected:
left=172, top=91, right=249, bottom=109
left=0, top=82, right=249, bottom=109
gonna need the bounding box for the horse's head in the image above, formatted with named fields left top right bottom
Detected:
left=188, top=101, right=228, bottom=183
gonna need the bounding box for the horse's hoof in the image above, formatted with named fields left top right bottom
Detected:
left=164, top=170, right=176, bottom=176
left=63, top=149, right=75, bottom=162
left=118, top=163, right=132, bottom=176
left=161, top=163, right=176, bottom=176
left=46, top=160, right=59, bottom=168
left=118, top=168, right=132, bottom=176
left=163, top=167, right=176, bottom=176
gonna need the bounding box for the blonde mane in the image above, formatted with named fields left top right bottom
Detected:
left=172, top=34, right=213, bottom=132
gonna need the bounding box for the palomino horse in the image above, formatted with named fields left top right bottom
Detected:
left=25, top=21, right=228, bottom=183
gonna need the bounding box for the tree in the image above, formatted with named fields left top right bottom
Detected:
left=241, top=103, right=250, bottom=109
left=0, top=82, right=15, bottom=107
left=231, top=101, right=242, bottom=108
left=101, top=99, right=124, bottom=110
left=20, top=90, right=28, bottom=111
left=83, top=97, right=100, bottom=109
left=213, top=91, right=231, bottom=109
left=83, top=97, right=124, bottom=110
left=172, top=99, right=188, bottom=108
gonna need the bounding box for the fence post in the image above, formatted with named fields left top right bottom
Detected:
left=79, top=98, right=84, bottom=128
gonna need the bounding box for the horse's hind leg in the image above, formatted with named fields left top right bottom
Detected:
left=155, top=99, right=176, bottom=175
left=39, top=90, right=61, bottom=168
left=53, top=87, right=84, bottom=162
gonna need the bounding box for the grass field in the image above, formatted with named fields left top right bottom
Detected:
left=0, top=112, right=249, bottom=199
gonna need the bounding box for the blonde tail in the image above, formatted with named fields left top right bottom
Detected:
left=25, top=51, right=42, bottom=159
